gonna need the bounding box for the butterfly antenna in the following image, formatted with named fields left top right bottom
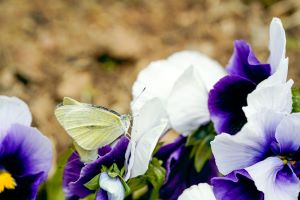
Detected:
left=131, top=87, right=146, bottom=109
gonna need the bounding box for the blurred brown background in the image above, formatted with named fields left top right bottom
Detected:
left=0, top=0, right=299, bottom=154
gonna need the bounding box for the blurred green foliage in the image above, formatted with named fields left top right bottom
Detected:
left=37, top=148, right=73, bottom=200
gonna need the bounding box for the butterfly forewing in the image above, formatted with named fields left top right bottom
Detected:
left=55, top=102, right=129, bottom=150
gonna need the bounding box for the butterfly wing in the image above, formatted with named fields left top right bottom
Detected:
left=55, top=98, right=128, bottom=151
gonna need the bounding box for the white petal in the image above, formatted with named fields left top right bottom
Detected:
left=167, top=51, right=226, bottom=91
left=0, top=96, right=32, bottom=133
left=178, top=183, right=216, bottom=200
left=130, top=120, right=168, bottom=178
left=131, top=51, right=226, bottom=112
left=167, top=66, right=210, bottom=135
left=268, top=17, right=286, bottom=73
left=243, top=79, right=293, bottom=119
left=126, top=98, right=169, bottom=180
left=131, top=98, right=169, bottom=141
left=246, top=157, right=300, bottom=200
left=256, top=58, right=289, bottom=89
left=124, top=141, right=135, bottom=180
left=99, top=172, right=125, bottom=200
left=275, top=113, right=300, bottom=152
left=131, top=60, right=184, bottom=112
left=211, top=111, right=284, bottom=175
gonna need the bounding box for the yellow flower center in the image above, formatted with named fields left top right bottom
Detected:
left=0, top=171, right=16, bottom=193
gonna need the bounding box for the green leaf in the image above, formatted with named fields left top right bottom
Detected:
left=292, top=87, right=300, bottom=113
left=194, top=135, right=213, bottom=172
left=147, top=158, right=166, bottom=200
left=84, top=174, right=100, bottom=190
left=100, top=163, right=131, bottom=196
left=127, top=158, right=166, bottom=200
left=186, top=122, right=216, bottom=172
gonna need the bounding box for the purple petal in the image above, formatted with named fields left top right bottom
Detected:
left=156, top=136, right=218, bottom=200
left=95, top=189, right=108, bottom=200
left=63, top=136, right=129, bottom=199
left=63, top=152, right=92, bottom=199
left=80, top=136, right=129, bottom=182
left=208, top=75, right=256, bottom=134
left=246, top=157, right=300, bottom=200
left=211, top=169, right=263, bottom=200
left=227, top=40, right=271, bottom=84
left=0, top=124, right=52, bottom=180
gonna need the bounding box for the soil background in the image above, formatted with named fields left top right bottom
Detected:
left=0, top=0, right=300, bottom=157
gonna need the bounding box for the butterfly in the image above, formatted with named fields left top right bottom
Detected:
left=55, top=97, right=131, bottom=162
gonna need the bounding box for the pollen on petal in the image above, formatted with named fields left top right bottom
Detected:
left=0, top=171, right=17, bottom=193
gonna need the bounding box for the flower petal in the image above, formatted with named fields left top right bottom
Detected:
left=63, top=152, right=92, bottom=199
left=131, top=51, right=225, bottom=111
left=131, top=60, right=183, bottom=112
left=211, top=169, right=263, bottom=200
left=0, top=96, right=32, bottom=133
left=275, top=113, right=300, bottom=153
left=178, top=183, right=216, bottom=200
left=211, top=111, right=283, bottom=175
left=243, top=79, right=293, bottom=119
left=268, top=18, right=286, bottom=73
left=226, top=40, right=271, bottom=84
left=246, top=157, right=300, bottom=200
left=166, top=66, right=210, bottom=135
left=79, top=136, right=129, bottom=183
left=99, top=172, right=125, bottom=200
left=95, top=189, right=108, bottom=200
left=208, top=75, right=256, bottom=134
left=256, top=58, right=289, bottom=89
left=167, top=50, right=226, bottom=91
left=126, top=98, right=169, bottom=179
left=0, top=124, right=52, bottom=180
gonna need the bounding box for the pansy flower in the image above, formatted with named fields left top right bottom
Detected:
left=0, top=96, right=53, bottom=199
left=211, top=109, right=300, bottom=200
left=154, top=136, right=218, bottom=200
left=208, top=18, right=291, bottom=135
left=132, top=51, right=226, bottom=135
left=63, top=136, right=129, bottom=200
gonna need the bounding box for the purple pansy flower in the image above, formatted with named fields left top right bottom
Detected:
left=0, top=96, right=53, bottom=199
left=63, top=136, right=129, bottom=200
left=211, top=110, right=300, bottom=200
left=209, top=18, right=289, bottom=135
left=211, top=169, right=263, bottom=200
left=155, top=136, right=218, bottom=200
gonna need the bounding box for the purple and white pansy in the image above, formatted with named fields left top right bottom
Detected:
left=0, top=96, right=53, bottom=199
left=211, top=109, right=300, bottom=200
left=208, top=17, right=291, bottom=135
